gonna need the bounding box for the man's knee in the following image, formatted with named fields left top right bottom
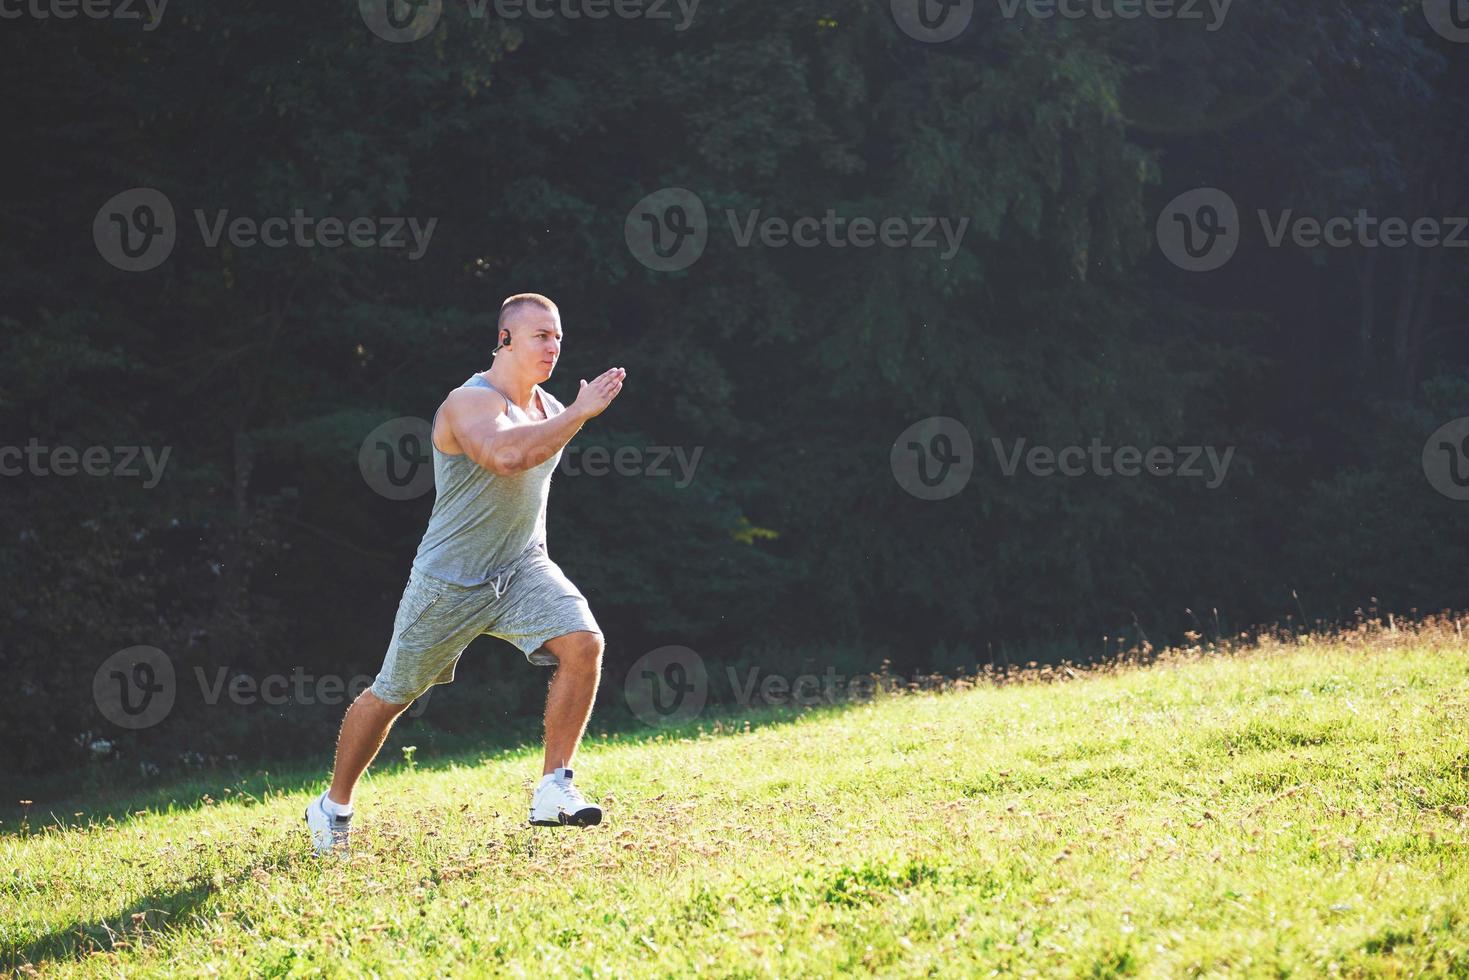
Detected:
left=547, top=631, right=604, bottom=671
left=357, top=687, right=415, bottom=716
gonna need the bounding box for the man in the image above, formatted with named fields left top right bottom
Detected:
left=306, top=292, right=626, bottom=854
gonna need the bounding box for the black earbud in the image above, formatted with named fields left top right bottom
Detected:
left=498, top=330, right=512, bottom=351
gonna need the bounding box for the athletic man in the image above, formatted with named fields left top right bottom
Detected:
left=306, top=292, right=625, bottom=854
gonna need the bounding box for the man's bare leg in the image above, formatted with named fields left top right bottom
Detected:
left=327, top=690, right=412, bottom=805
left=538, top=630, right=604, bottom=775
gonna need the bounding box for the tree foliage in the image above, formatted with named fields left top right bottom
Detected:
left=2, top=0, right=1465, bottom=776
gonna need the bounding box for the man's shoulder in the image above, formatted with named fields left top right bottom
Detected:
left=434, top=382, right=507, bottom=454
left=442, top=382, right=508, bottom=422
left=446, top=377, right=503, bottom=403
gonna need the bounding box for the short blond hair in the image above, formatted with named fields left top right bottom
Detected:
left=498, top=293, right=558, bottom=332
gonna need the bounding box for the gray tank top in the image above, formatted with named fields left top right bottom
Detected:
left=412, top=374, right=567, bottom=587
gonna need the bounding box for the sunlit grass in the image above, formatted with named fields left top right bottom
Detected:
left=4, top=619, right=1468, bottom=976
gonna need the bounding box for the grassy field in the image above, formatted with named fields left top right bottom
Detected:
left=5, top=621, right=1469, bottom=977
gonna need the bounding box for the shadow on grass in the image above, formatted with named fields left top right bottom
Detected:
left=1, top=698, right=873, bottom=970
left=1, top=697, right=862, bottom=837
left=2, top=841, right=308, bottom=971
left=3, top=877, right=218, bottom=971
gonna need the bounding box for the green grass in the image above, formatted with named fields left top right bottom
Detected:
left=5, top=622, right=1469, bottom=977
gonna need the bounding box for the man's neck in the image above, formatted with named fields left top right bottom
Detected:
left=482, top=362, right=538, bottom=409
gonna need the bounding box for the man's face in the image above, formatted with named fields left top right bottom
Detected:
left=504, top=308, right=563, bottom=381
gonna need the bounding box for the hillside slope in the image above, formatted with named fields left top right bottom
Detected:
left=5, top=625, right=1468, bottom=977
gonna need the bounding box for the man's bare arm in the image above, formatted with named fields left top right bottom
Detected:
left=448, top=367, right=625, bottom=475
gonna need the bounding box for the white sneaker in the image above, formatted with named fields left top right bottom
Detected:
left=304, top=792, right=352, bottom=856
left=529, top=768, right=603, bottom=827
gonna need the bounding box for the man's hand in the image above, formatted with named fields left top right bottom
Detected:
left=573, top=367, right=626, bottom=420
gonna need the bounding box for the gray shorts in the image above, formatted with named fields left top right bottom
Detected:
left=370, top=544, right=601, bottom=704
